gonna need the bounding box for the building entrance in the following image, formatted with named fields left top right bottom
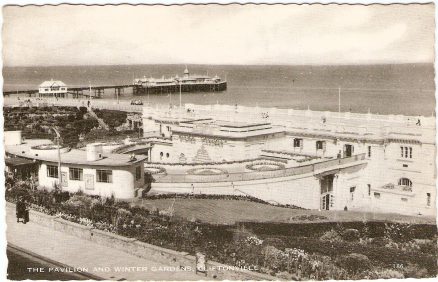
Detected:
left=320, top=174, right=334, bottom=210
left=344, top=144, right=354, bottom=157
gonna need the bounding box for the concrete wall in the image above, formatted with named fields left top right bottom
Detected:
left=152, top=172, right=321, bottom=209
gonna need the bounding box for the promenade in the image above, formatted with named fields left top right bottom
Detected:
left=6, top=205, right=202, bottom=281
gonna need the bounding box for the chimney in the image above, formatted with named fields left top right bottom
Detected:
left=86, top=143, right=103, bottom=161
left=4, top=131, right=22, bottom=146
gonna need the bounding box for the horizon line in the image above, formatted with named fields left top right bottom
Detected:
left=3, top=62, right=434, bottom=68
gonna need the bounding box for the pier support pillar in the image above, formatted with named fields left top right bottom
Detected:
left=94, top=88, right=104, bottom=98
left=114, top=87, right=124, bottom=97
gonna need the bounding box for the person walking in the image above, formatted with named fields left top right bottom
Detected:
left=23, top=199, right=30, bottom=224
left=16, top=196, right=25, bottom=223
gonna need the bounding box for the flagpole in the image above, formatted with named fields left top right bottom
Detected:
left=338, top=87, right=341, bottom=114
left=338, top=87, right=341, bottom=125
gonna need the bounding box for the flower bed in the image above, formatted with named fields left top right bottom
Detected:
left=148, top=157, right=288, bottom=167
left=186, top=167, right=227, bottom=175
left=5, top=179, right=437, bottom=280
left=144, top=166, right=166, bottom=174
left=262, top=149, right=322, bottom=163
left=31, top=144, right=64, bottom=150
left=246, top=161, right=285, bottom=172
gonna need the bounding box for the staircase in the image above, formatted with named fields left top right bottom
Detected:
left=88, top=107, right=109, bottom=130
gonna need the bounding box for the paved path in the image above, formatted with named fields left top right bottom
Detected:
left=6, top=206, right=202, bottom=281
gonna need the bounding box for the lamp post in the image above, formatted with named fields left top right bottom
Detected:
left=52, top=127, right=62, bottom=188
left=179, top=79, right=182, bottom=109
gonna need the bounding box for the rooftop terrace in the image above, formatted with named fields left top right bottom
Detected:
left=5, top=139, right=146, bottom=167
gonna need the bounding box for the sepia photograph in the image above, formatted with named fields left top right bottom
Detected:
left=2, top=2, right=437, bottom=281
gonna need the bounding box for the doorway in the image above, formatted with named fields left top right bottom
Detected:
left=320, top=174, right=334, bottom=210
left=344, top=144, right=354, bottom=157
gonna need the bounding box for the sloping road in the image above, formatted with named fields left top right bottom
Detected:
left=6, top=206, right=202, bottom=281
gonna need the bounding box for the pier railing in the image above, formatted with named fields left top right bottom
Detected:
left=153, top=153, right=366, bottom=183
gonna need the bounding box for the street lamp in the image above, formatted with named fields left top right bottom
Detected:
left=51, top=127, right=62, bottom=188
left=179, top=79, right=182, bottom=109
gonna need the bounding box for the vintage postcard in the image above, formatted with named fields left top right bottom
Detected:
left=2, top=2, right=437, bottom=281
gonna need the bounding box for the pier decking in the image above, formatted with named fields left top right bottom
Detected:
left=3, top=84, right=133, bottom=98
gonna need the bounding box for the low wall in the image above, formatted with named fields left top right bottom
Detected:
left=152, top=172, right=321, bottom=209
left=6, top=202, right=273, bottom=280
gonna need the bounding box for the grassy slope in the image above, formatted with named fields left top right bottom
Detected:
left=132, top=198, right=436, bottom=225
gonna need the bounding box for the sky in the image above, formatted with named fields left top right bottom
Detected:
left=2, top=4, right=435, bottom=66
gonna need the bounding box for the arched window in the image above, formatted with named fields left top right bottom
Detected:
left=398, top=178, right=412, bottom=187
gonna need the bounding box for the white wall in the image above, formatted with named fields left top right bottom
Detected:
left=38, top=162, right=145, bottom=199
left=152, top=172, right=321, bottom=209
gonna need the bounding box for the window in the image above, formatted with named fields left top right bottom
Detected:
left=293, top=138, right=303, bottom=148
left=374, top=192, right=381, bottom=199
left=47, top=165, right=58, bottom=178
left=135, top=166, right=141, bottom=181
left=367, top=184, right=371, bottom=196
left=401, top=198, right=408, bottom=202
left=400, top=146, right=413, bottom=159
left=368, top=146, right=371, bottom=158
left=398, top=178, right=412, bottom=187
left=350, top=187, right=356, bottom=201
left=344, top=144, right=354, bottom=157
left=97, top=170, right=112, bottom=183
left=427, top=193, right=431, bottom=206
left=316, top=141, right=325, bottom=150
left=166, top=153, right=170, bottom=158
left=69, top=167, right=83, bottom=181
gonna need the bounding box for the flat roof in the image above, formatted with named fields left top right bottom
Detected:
left=216, top=120, right=270, bottom=128
left=5, top=157, right=36, bottom=167
left=173, top=126, right=285, bottom=140
left=5, top=139, right=146, bottom=167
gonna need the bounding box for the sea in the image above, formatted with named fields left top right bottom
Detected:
left=3, top=63, right=435, bottom=116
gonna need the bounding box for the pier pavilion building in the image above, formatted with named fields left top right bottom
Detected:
left=4, top=131, right=147, bottom=199
left=38, top=80, right=68, bottom=98
left=141, top=104, right=436, bottom=216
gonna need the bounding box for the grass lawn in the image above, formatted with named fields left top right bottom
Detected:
left=132, top=198, right=436, bottom=225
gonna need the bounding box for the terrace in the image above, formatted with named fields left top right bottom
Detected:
left=149, top=153, right=366, bottom=183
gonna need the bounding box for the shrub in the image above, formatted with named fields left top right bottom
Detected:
left=402, top=263, right=429, bottom=278
left=341, top=228, right=360, bottom=242
left=320, top=229, right=343, bottom=243
left=262, top=245, right=285, bottom=271
left=275, top=271, right=293, bottom=280
left=371, top=236, right=391, bottom=247
left=336, top=253, right=371, bottom=274
left=384, top=223, right=412, bottom=242
left=369, top=268, right=404, bottom=279
left=290, top=214, right=328, bottom=221
left=62, top=194, right=93, bottom=217
left=262, top=237, right=285, bottom=250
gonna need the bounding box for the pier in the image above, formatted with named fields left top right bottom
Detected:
left=3, top=84, right=134, bottom=99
